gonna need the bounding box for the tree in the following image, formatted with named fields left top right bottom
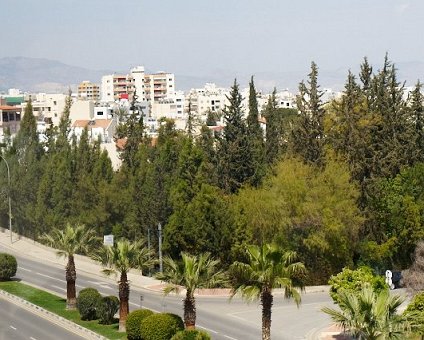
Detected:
left=322, top=285, right=411, bottom=339
left=92, top=238, right=153, bottom=332
left=229, top=244, right=305, bottom=340
left=156, top=252, right=225, bottom=329
left=402, top=241, right=424, bottom=292
left=409, top=81, right=424, bottom=162
left=41, top=224, right=97, bottom=309
left=292, top=61, right=325, bottom=166
left=217, top=79, right=255, bottom=193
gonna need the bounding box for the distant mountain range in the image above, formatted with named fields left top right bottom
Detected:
left=1, top=56, right=424, bottom=94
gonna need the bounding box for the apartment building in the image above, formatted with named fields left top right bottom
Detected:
left=0, top=105, right=21, bottom=141
left=100, top=66, right=175, bottom=104
left=78, top=81, right=100, bottom=101
left=21, top=93, right=67, bottom=126
left=101, top=74, right=135, bottom=102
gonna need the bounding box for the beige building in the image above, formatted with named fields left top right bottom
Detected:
left=78, top=81, right=100, bottom=101
left=0, top=105, right=21, bottom=141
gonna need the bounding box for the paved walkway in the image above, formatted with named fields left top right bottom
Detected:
left=0, top=229, right=342, bottom=339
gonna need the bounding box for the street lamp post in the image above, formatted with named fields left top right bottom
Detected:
left=158, top=223, right=163, bottom=273
left=0, top=155, right=12, bottom=243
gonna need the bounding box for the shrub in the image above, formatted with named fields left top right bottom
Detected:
left=97, top=295, right=119, bottom=325
left=328, top=266, right=387, bottom=304
left=140, top=313, right=184, bottom=340
left=171, top=329, right=212, bottom=340
left=404, top=292, right=424, bottom=334
left=126, top=309, right=154, bottom=340
left=0, top=253, right=17, bottom=280
left=76, top=287, right=101, bottom=320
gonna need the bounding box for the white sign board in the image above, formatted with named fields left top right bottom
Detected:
left=103, top=235, right=114, bottom=246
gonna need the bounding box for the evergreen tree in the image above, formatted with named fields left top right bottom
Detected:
left=410, top=81, right=424, bottom=162
left=217, top=79, right=255, bottom=193
left=264, top=89, right=280, bottom=165
left=186, top=97, right=194, bottom=138
left=292, top=61, right=325, bottom=166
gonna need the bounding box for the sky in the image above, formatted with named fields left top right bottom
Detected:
left=1, top=0, right=424, bottom=89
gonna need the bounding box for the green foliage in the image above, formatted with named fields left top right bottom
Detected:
left=232, top=157, right=362, bottom=283
left=328, top=267, right=387, bottom=305
left=0, top=253, right=17, bottom=280
left=76, top=287, right=102, bottom=321
left=404, top=292, right=424, bottom=334
left=97, top=295, right=119, bottom=325
left=126, top=309, right=154, bottom=340
left=323, top=285, right=410, bottom=339
left=140, top=313, right=184, bottom=340
left=171, top=329, right=211, bottom=340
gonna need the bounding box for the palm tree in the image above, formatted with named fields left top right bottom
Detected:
left=229, top=244, right=306, bottom=340
left=156, top=252, right=225, bottom=329
left=41, top=224, right=98, bottom=310
left=91, top=238, right=153, bottom=332
left=322, top=285, right=411, bottom=339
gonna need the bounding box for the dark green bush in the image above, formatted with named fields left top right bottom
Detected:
left=126, top=309, right=154, bottom=340
left=0, top=253, right=17, bottom=280
left=171, top=329, right=212, bottom=340
left=76, top=287, right=101, bottom=321
left=97, top=295, right=119, bottom=324
left=328, top=266, right=387, bottom=304
left=140, top=313, right=184, bottom=340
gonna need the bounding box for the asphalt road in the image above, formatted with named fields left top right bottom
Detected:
left=1, top=245, right=333, bottom=340
left=0, top=297, right=84, bottom=340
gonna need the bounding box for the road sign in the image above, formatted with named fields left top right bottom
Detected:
left=103, top=235, right=114, bottom=246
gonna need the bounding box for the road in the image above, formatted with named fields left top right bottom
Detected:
left=0, top=297, right=84, bottom=340
left=1, top=245, right=333, bottom=340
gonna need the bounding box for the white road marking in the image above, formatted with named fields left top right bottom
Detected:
left=9, top=325, right=16, bottom=330
left=19, top=267, right=32, bottom=272
left=51, top=284, right=66, bottom=292
left=36, top=272, right=66, bottom=283
left=197, top=325, right=218, bottom=334
left=224, top=335, right=238, bottom=340
left=129, top=302, right=138, bottom=306
left=30, top=337, right=38, bottom=340
left=128, top=302, right=159, bottom=313
left=76, top=284, right=84, bottom=288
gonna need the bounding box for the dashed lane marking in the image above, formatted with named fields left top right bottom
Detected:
left=51, top=285, right=66, bottom=292
left=36, top=272, right=66, bottom=283
left=9, top=325, right=16, bottom=330
left=197, top=325, right=218, bottom=334
left=19, top=267, right=32, bottom=272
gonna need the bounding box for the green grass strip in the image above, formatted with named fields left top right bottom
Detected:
left=0, top=281, right=126, bottom=340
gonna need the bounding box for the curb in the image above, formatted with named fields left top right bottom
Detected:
left=0, top=289, right=107, bottom=340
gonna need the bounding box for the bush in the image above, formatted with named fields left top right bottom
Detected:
left=0, top=253, right=17, bottom=280
left=171, top=329, right=212, bottom=340
left=328, top=266, right=387, bottom=304
left=140, top=313, right=184, bottom=340
left=126, top=309, right=154, bottom=340
left=404, top=292, right=424, bottom=335
left=97, top=295, right=119, bottom=324
left=76, top=287, right=101, bottom=320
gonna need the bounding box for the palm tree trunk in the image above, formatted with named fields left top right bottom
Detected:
left=184, top=290, right=196, bottom=329
left=261, top=287, right=273, bottom=340
left=65, top=255, right=77, bottom=310
left=118, top=271, right=130, bottom=332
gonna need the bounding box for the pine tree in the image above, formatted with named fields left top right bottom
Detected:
left=292, top=62, right=325, bottom=166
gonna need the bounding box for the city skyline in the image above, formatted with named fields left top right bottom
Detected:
left=1, top=0, right=424, bottom=90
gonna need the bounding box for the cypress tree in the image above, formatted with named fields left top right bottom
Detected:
left=264, top=89, right=279, bottom=165
left=292, top=61, right=325, bottom=166
left=217, top=79, right=255, bottom=193
left=409, top=81, right=424, bottom=162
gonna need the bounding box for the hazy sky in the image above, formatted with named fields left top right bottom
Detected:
left=1, top=0, right=423, bottom=87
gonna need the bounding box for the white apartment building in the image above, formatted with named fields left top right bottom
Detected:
left=100, top=66, right=175, bottom=104
left=22, top=93, right=67, bottom=126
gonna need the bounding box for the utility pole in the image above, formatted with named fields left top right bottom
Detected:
left=158, top=223, right=163, bottom=273
left=147, top=227, right=151, bottom=276
left=0, top=155, right=12, bottom=243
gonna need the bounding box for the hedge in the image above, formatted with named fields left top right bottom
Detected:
left=76, top=287, right=101, bottom=320
left=126, top=309, right=154, bottom=340
left=171, top=329, right=212, bottom=340
left=140, top=313, right=184, bottom=340
left=0, top=253, right=17, bottom=280
left=97, top=295, right=119, bottom=324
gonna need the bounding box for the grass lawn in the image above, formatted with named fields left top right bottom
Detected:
left=0, top=281, right=126, bottom=340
